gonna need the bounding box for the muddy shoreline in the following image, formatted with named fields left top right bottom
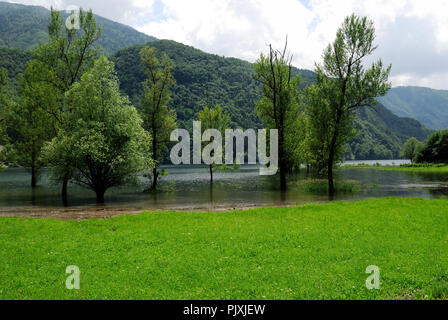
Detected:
left=0, top=203, right=291, bottom=220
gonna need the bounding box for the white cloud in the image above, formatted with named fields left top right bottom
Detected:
left=5, top=0, right=448, bottom=89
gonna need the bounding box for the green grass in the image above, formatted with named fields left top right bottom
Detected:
left=1, top=198, right=447, bottom=300
left=295, top=179, right=360, bottom=194
left=381, top=164, right=448, bottom=173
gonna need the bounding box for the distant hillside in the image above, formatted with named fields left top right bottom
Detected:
left=0, top=2, right=156, bottom=55
left=112, top=40, right=432, bottom=160
left=379, top=86, right=448, bottom=130
left=348, top=104, right=433, bottom=160
left=0, top=47, right=31, bottom=82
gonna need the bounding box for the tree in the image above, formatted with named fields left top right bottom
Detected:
left=8, top=61, right=59, bottom=186
left=33, top=8, right=102, bottom=201
left=0, top=68, right=10, bottom=168
left=139, top=47, right=177, bottom=190
left=0, top=68, right=9, bottom=145
left=306, top=14, right=391, bottom=196
left=197, top=105, right=230, bottom=183
left=415, top=130, right=448, bottom=164
left=254, top=41, right=302, bottom=190
left=400, top=138, right=419, bottom=162
left=43, top=57, right=152, bottom=203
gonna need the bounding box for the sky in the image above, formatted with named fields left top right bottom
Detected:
left=6, top=0, right=448, bottom=90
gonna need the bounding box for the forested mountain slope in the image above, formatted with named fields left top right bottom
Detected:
left=0, top=1, right=433, bottom=160
left=0, top=2, right=156, bottom=55
left=379, top=86, right=448, bottom=130
left=112, top=40, right=432, bottom=160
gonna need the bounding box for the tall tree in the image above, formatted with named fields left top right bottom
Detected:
left=254, top=41, right=302, bottom=190
left=197, top=105, right=230, bottom=183
left=33, top=8, right=102, bottom=201
left=306, top=14, right=391, bottom=196
left=139, top=47, right=177, bottom=190
left=8, top=61, right=59, bottom=186
left=0, top=68, right=10, bottom=168
left=0, top=68, right=9, bottom=146
left=43, top=57, right=152, bottom=203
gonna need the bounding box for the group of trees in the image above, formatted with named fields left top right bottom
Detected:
left=401, top=130, right=448, bottom=164
left=254, top=15, right=391, bottom=195
left=0, top=8, right=175, bottom=203
left=0, top=11, right=399, bottom=201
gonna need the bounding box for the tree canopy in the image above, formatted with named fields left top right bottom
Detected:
left=43, top=57, right=152, bottom=203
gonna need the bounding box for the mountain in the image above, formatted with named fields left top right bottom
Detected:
left=112, top=40, right=316, bottom=131
left=112, top=40, right=432, bottom=160
left=0, top=2, right=433, bottom=160
left=0, top=2, right=156, bottom=55
left=348, top=104, right=432, bottom=160
left=379, top=86, right=448, bottom=130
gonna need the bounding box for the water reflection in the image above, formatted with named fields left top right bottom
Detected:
left=0, top=164, right=447, bottom=211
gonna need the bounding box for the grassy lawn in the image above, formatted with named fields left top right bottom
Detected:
left=0, top=198, right=447, bottom=300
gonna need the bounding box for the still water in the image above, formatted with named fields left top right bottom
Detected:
left=0, top=162, right=447, bottom=212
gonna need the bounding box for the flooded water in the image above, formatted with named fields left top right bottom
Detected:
left=0, top=161, right=447, bottom=213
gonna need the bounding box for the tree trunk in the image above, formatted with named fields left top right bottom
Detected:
left=209, top=165, right=213, bottom=184
left=328, top=146, right=335, bottom=198
left=151, top=167, right=158, bottom=190
left=279, top=129, right=287, bottom=191
left=31, top=165, right=37, bottom=188
left=151, top=127, right=158, bottom=191
left=96, top=189, right=105, bottom=204
left=328, top=161, right=335, bottom=198
left=62, top=177, right=68, bottom=207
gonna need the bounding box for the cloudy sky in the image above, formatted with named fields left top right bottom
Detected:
left=6, top=0, right=448, bottom=89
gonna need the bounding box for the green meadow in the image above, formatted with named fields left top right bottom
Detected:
left=1, top=197, right=447, bottom=300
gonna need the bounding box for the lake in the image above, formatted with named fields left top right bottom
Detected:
left=0, top=161, right=447, bottom=214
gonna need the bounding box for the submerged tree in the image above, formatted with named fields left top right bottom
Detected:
left=0, top=68, right=9, bottom=146
left=254, top=40, right=302, bottom=190
left=43, top=57, right=152, bottom=203
left=306, top=14, right=391, bottom=197
left=8, top=61, right=59, bottom=186
left=139, top=47, right=177, bottom=190
left=33, top=8, right=102, bottom=201
left=197, top=105, right=230, bottom=183
left=0, top=68, right=10, bottom=168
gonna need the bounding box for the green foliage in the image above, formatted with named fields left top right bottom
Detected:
left=7, top=61, right=59, bottom=186
left=400, top=137, right=420, bottom=162
left=0, top=48, right=31, bottom=87
left=42, top=57, right=152, bottom=203
left=415, top=130, right=448, bottom=164
left=305, top=14, right=391, bottom=192
left=35, top=8, right=102, bottom=93
left=112, top=40, right=428, bottom=162
left=347, top=104, right=432, bottom=160
left=0, top=67, right=9, bottom=145
left=197, top=105, right=230, bottom=182
left=139, top=47, right=177, bottom=189
left=254, top=42, right=303, bottom=188
left=295, top=179, right=360, bottom=194
left=0, top=2, right=155, bottom=55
